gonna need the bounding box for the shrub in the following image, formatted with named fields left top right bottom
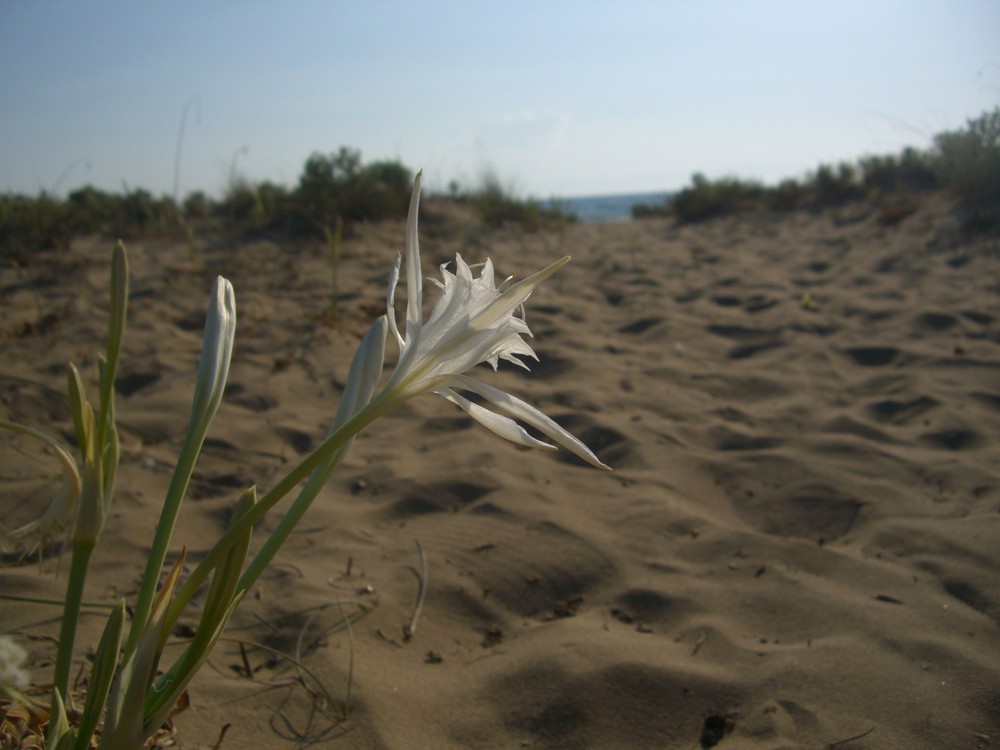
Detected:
left=0, top=193, right=75, bottom=258
left=464, top=171, right=571, bottom=230
left=811, top=162, right=862, bottom=206
left=292, top=149, right=413, bottom=234
left=859, top=149, right=938, bottom=195
left=768, top=178, right=805, bottom=212
left=631, top=200, right=668, bottom=219
left=219, top=179, right=266, bottom=227
left=668, top=173, right=765, bottom=223
left=67, top=185, right=124, bottom=234
left=859, top=154, right=901, bottom=193
left=933, top=107, right=1000, bottom=223
left=897, top=147, right=939, bottom=191
left=182, top=191, right=213, bottom=219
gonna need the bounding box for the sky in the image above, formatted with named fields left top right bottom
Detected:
left=1, top=1, right=998, bottom=201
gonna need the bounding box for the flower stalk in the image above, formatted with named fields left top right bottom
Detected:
left=124, top=275, right=236, bottom=659
left=49, top=243, right=127, bottom=722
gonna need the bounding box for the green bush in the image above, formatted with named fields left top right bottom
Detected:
left=67, top=186, right=124, bottom=234
left=811, top=162, right=863, bottom=206
left=859, top=154, right=900, bottom=193
left=219, top=180, right=266, bottom=227
left=1, top=185, right=187, bottom=259
left=117, top=188, right=178, bottom=235
left=897, top=147, right=939, bottom=191
left=668, top=173, right=765, bottom=223
left=71, top=186, right=179, bottom=238
left=631, top=200, right=668, bottom=218
left=768, top=178, right=805, bottom=212
left=464, top=171, right=571, bottom=230
left=292, top=149, right=413, bottom=234
left=0, top=193, right=75, bottom=258
left=859, top=148, right=938, bottom=194
left=295, top=148, right=358, bottom=228
left=182, top=191, right=212, bottom=219
left=934, top=107, right=1000, bottom=223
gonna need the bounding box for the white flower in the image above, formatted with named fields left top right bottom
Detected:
left=375, top=172, right=609, bottom=470
left=0, top=635, right=29, bottom=690
left=191, top=276, right=236, bottom=425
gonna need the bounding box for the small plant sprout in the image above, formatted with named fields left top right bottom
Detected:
left=4, top=171, right=607, bottom=750
left=323, top=217, right=343, bottom=318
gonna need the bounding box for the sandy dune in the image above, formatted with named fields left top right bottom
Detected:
left=2, top=194, right=998, bottom=749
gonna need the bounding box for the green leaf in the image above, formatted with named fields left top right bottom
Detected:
left=74, top=601, right=126, bottom=750
left=46, top=688, right=73, bottom=749
left=66, top=363, right=90, bottom=452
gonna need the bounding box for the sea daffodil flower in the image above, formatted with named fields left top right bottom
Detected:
left=376, top=172, right=610, bottom=470
left=169, top=170, right=610, bottom=659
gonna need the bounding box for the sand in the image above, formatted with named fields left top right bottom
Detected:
left=1, top=194, right=998, bottom=749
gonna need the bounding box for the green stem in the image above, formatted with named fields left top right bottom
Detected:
left=51, top=540, right=94, bottom=709
left=236, top=444, right=348, bottom=592
left=124, top=430, right=211, bottom=658
left=164, top=391, right=395, bottom=630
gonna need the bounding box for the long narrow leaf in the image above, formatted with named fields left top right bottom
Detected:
left=66, top=363, right=90, bottom=452
left=100, top=552, right=186, bottom=750
left=74, top=601, right=126, bottom=750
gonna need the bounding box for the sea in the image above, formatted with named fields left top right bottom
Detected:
left=543, top=190, right=672, bottom=223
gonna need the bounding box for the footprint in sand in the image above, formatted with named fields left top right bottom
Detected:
left=843, top=345, right=900, bottom=367
left=114, top=371, right=161, bottom=396
left=546, top=415, right=632, bottom=468
left=617, top=317, right=662, bottom=335
left=273, top=425, right=315, bottom=454
left=611, top=587, right=697, bottom=627
left=913, top=311, right=959, bottom=332
left=719, top=460, right=865, bottom=542
left=225, top=382, right=278, bottom=412
left=972, top=391, right=1000, bottom=413
left=174, top=310, right=209, bottom=332
left=527, top=350, right=575, bottom=379
left=918, top=427, right=982, bottom=451
left=391, top=503, right=616, bottom=621
left=867, top=395, right=939, bottom=424
left=706, top=324, right=784, bottom=360
left=475, top=660, right=745, bottom=749
left=942, top=578, right=997, bottom=621
left=387, top=479, right=497, bottom=516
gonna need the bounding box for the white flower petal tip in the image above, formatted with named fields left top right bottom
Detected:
left=371, top=173, right=608, bottom=471
left=192, top=276, right=236, bottom=420
left=446, top=376, right=611, bottom=471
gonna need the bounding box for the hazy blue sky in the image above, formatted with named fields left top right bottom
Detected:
left=2, top=1, right=997, bottom=200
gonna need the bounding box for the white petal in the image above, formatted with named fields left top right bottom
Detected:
left=386, top=254, right=404, bottom=348
left=421, top=261, right=473, bottom=348
left=404, top=171, right=424, bottom=341
left=331, top=316, right=387, bottom=431
left=191, top=276, right=236, bottom=423
left=448, top=374, right=611, bottom=470
left=424, top=326, right=536, bottom=380
left=436, top=388, right=557, bottom=451
left=470, top=256, right=569, bottom=333
left=477, top=258, right=496, bottom=290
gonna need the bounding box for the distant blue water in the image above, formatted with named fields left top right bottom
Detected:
left=543, top=191, right=672, bottom=223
